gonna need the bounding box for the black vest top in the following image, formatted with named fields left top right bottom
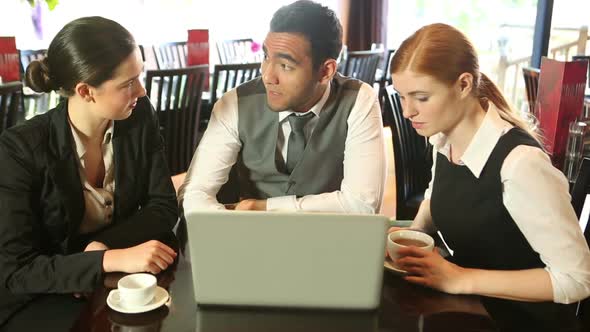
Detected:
left=431, top=128, right=580, bottom=332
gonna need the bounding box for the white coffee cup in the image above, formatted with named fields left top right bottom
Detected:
left=117, top=273, right=157, bottom=308
left=387, top=230, right=434, bottom=267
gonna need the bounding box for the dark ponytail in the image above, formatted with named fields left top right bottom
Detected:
left=25, top=58, right=57, bottom=93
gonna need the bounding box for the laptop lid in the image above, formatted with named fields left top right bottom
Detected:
left=185, top=210, right=388, bottom=310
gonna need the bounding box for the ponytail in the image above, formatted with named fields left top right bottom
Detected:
left=478, top=73, right=542, bottom=145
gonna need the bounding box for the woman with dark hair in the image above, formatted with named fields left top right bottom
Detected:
left=0, top=16, right=178, bottom=324
left=388, top=23, right=590, bottom=331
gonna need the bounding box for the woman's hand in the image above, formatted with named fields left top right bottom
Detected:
left=396, top=246, right=471, bottom=295
left=84, top=241, right=109, bottom=251
left=103, top=240, right=177, bottom=274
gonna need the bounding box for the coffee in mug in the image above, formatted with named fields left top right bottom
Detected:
left=387, top=230, right=435, bottom=268
left=393, top=238, right=428, bottom=247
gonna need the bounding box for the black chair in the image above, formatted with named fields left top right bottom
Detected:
left=340, top=50, right=382, bottom=85
left=210, top=63, right=261, bottom=105
left=153, top=42, right=187, bottom=69
left=0, top=81, right=22, bottom=133
left=216, top=38, right=260, bottom=64
left=522, top=67, right=540, bottom=113
left=145, top=65, right=208, bottom=175
left=384, top=85, right=432, bottom=220
left=378, top=49, right=396, bottom=87
left=377, top=49, right=396, bottom=124
left=570, top=157, right=590, bottom=329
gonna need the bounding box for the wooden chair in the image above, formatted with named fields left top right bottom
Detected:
left=384, top=85, right=432, bottom=220
left=145, top=65, right=208, bottom=175
left=210, top=63, right=261, bottom=105
left=522, top=67, right=540, bottom=113
left=0, top=82, right=23, bottom=134
left=153, top=42, right=187, bottom=69
left=340, top=50, right=382, bottom=85
left=216, top=38, right=260, bottom=64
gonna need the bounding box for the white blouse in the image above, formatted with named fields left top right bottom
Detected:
left=424, top=106, right=590, bottom=304
left=69, top=120, right=115, bottom=235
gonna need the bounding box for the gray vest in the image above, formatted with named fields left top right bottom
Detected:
left=234, top=74, right=361, bottom=199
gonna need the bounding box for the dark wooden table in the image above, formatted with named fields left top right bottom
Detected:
left=1, top=252, right=499, bottom=332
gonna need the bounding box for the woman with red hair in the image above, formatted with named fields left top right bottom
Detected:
left=389, top=23, right=590, bottom=331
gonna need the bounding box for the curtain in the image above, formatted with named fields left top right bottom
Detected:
left=340, top=0, right=388, bottom=51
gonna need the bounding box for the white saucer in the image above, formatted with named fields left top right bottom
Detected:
left=107, top=286, right=169, bottom=314
left=384, top=258, right=407, bottom=275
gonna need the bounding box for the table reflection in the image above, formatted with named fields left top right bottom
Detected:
left=196, top=306, right=378, bottom=332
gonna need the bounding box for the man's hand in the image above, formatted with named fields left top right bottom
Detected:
left=235, top=199, right=267, bottom=211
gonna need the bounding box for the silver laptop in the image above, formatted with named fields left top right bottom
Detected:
left=185, top=210, right=388, bottom=310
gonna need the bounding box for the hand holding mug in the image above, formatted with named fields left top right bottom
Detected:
left=396, top=245, right=469, bottom=294
left=387, top=229, right=434, bottom=266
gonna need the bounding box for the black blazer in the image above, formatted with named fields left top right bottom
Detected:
left=0, top=97, right=178, bottom=325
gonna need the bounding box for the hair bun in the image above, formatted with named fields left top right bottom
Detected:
left=25, top=58, right=56, bottom=93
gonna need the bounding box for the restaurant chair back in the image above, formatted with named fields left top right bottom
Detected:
left=153, top=42, right=188, bottom=69
left=385, top=85, right=432, bottom=220
left=522, top=67, right=540, bottom=113
left=145, top=65, right=208, bottom=174
left=0, top=37, right=20, bottom=83
left=340, top=50, right=382, bottom=85
left=379, top=49, right=396, bottom=86
left=377, top=49, right=396, bottom=120
left=210, top=63, right=261, bottom=105
left=216, top=38, right=259, bottom=64
left=0, top=81, right=22, bottom=134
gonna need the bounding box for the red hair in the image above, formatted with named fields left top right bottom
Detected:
left=390, top=23, right=540, bottom=143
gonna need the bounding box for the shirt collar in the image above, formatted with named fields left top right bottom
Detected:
left=69, top=120, right=115, bottom=159
left=278, top=82, right=331, bottom=122
left=428, top=106, right=513, bottom=178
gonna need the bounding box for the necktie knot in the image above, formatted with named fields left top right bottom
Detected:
left=288, top=112, right=315, bottom=133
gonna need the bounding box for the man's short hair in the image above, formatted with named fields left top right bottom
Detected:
left=270, top=0, right=343, bottom=69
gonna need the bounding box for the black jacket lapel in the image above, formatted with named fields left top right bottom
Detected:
left=46, top=101, right=85, bottom=240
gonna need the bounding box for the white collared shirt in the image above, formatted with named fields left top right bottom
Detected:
left=180, top=81, right=386, bottom=214
left=425, top=106, right=590, bottom=304
left=69, top=120, right=116, bottom=234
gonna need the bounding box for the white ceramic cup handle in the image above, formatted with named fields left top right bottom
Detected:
left=109, top=290, right=121, bottom=303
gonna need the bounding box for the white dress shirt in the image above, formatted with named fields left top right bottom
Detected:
left=69, top=120, right=116, bottom=234
left=180, top=81, right=386, bottom=214
left=424, top=106, right=590, bottom=304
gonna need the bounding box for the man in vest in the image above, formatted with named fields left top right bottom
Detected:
left=180, top=0, right=385, bottom=213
